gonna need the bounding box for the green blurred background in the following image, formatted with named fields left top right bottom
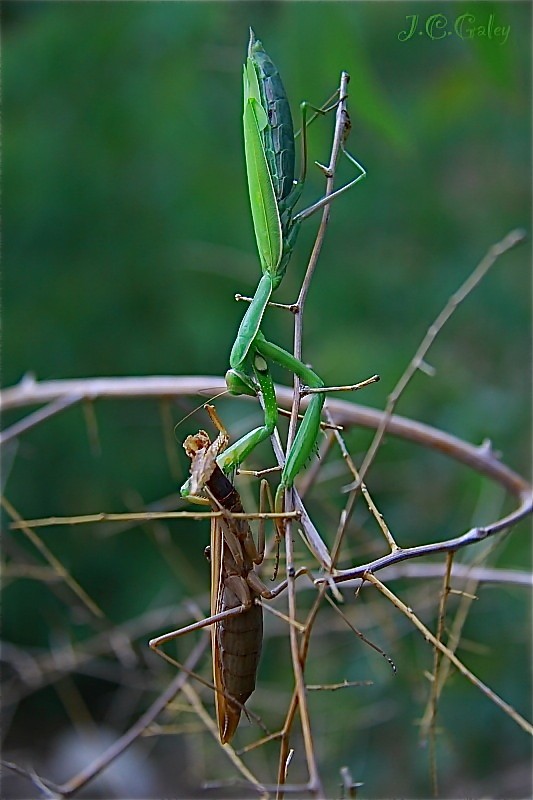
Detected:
left=2, top=2, right=531, bottom=798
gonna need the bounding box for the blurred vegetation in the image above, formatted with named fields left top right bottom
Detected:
left=2, top=2, right=531, bottom=798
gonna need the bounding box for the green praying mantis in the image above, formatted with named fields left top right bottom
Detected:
left=182, top=29, right=367, bottom=530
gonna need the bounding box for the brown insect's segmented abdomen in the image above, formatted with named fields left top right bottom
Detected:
left=218, top=596, right=263, bottom=705
left=215, top=590, right=263, bottom=742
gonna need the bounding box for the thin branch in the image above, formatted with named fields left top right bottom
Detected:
left=9, top=509, right=300, bottom=529
left=325, top=405, right=398, bottom=560
left=347, top=227, right=527, bottom=490
left=285, top=72, right=353, bottom=465
left=0, top=391, right=84, bottom=445
left=317, top=488, right=532, bottom=585
left=300, top=375, right=380, bottom=395
left=1, top=497, right=105, bottom=620
left=376, top=562, right=532, bottom=588
left=427, top=552, right=454, bottom=796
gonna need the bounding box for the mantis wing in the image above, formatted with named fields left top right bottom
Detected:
left=229, top=58, right=284, bottom=369
left=243, top=59, right=282, bottom=276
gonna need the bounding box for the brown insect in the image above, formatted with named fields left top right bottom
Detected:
left=150, top=406, right=279, bottom=743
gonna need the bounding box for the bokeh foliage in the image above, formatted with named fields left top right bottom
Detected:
left=2, top=2, right=531, bottom=798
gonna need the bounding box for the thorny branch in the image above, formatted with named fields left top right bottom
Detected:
left=4, top=372, right=531, bottom=570
left=2, top=374, right=528, bottom=498
left=270, top=69, right=354, bottom=800
left=364, top=572, right=533, bottom=736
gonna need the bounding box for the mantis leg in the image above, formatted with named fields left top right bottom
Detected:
left=179, top=355, right=279, bottom=499
left=282, top=93, right=355, bottom=217
left=293, top=141, right=367, bottom=225
left=217, top=349, right=279, bottom=475
left=221, top=329, right=326, bottom=486
left=252, top=334, right=325, bottom=522
left=229, top=273, right=274, bottom=368
left=281, top=97, right=367, bottom=238
left=225, top=328, right=328, bottom=535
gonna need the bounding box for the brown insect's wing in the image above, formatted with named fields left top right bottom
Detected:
left=211, top=516, right=242, bottom=743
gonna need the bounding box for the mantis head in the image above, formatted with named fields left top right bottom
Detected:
left=225, top=368, right=258, bottom=398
